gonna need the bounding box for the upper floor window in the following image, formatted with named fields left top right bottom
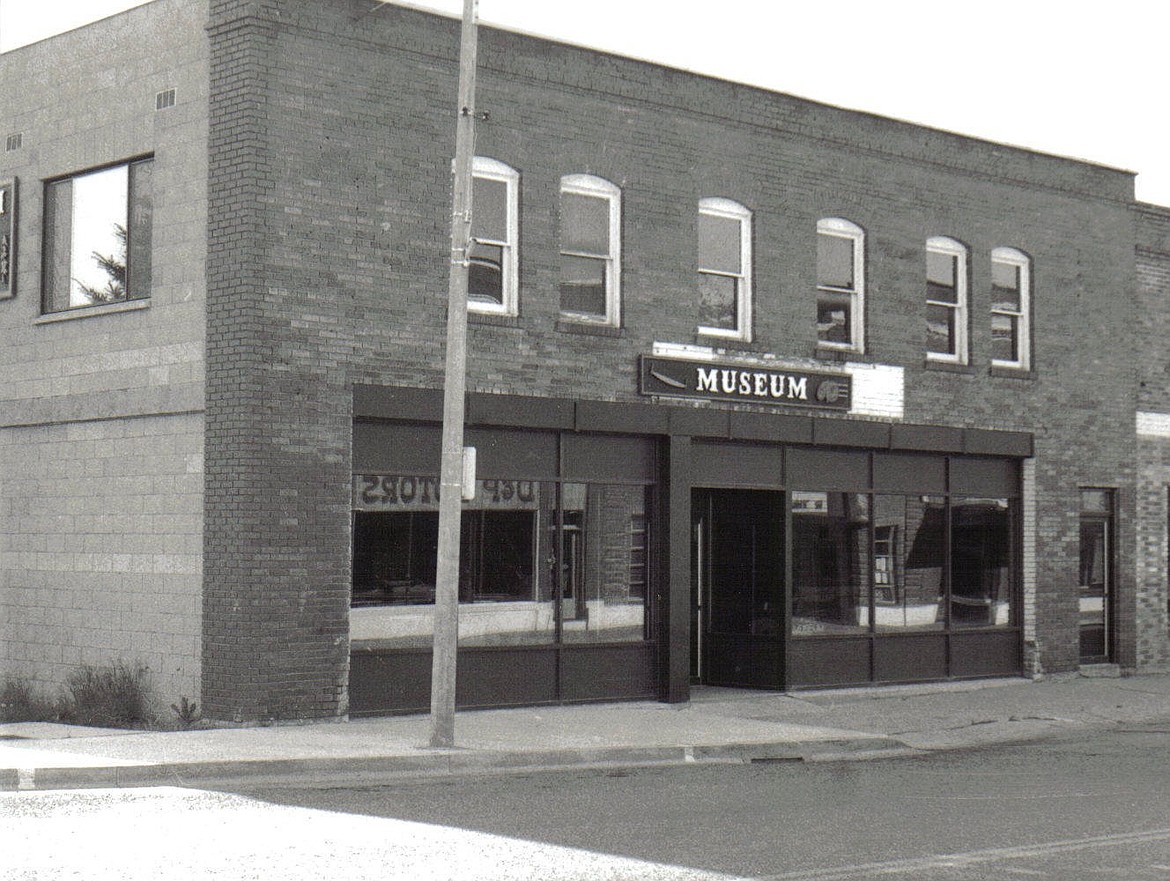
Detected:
left=697, top=197, right=752, bottom=341
left=990, top=247, right=1031, bottom=370
left=926, top=236, right=968, bottom=363
left=43, top=158, right=153, bottom=313
left=816, top=217, right=864, bottom=351
left=559, top=173, right=620, bottom=326
left=468, top=157, right=519, bottom=316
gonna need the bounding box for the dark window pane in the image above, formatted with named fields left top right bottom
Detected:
left=817, top=291, right=852, bottom=344
left=791, top=492, right=871, bottom=635
left=561, top=191, right=609, bottom=255
left=950, top=498, right=1012, bottom=627
left=560, top=254, right=606, bottom=315
left=699, top=272, right=737, bottom=329
left=43, top=179, right=73, bottom=312
left=698, top=212, right=741, bottom=274
left=990, top=293, right=1020, bottom=314
left=817, top=232, right=854, bottom=289
left=926, top=303, right=955, bottom=354
left=472, top=175, right=507, bottom=242
left=991, top=313, right=1018, bottom=362
left=127, top=159, right=152, bottom=300
left=561, top=484, right=650, bottom=644
left=351, top=511, right=439, bottom=611
left=874, top=495, right=945, bottom=631
left=463, top=510, right=534, bottom=602
left=467, top=241, right=503, bottom=304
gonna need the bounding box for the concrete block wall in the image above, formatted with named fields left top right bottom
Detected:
left=0, top=0, right=208, bottom=702
left=201, top=0, right=1141, bottom=716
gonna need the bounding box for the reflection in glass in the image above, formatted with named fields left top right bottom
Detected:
left=559, top=254, right=606, bottom=316
left=817, top=232, right=854, bottom=289
left=43, top=160, right=153, bottom=313
left=699, top=273, right=736, bottom=330
left=560, top=484, right=650, bottom=644
left=791, top=492, right=870, bottom=635
left=350, top=478, right=648, bottom=648
left=816, top=291, right=852, bottom=345
left=950, top=497, right=1013, bottom=627
left=872, top=495, right=945, bottom=631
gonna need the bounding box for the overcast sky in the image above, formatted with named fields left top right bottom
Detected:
left=3, top=0, right=1167, bottom=206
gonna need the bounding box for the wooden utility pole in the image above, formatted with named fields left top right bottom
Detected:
left=430, top=0, right=480, bottom=749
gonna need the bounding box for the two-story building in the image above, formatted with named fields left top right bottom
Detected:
left=0, top=0, right=1162, bottom=722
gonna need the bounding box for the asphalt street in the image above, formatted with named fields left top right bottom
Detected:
left=8, top=726, right=1170, bottom=880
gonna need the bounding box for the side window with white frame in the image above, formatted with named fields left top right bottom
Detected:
left=698, top=197, right=752, bottom=341
left=816, top=217, right=865, bottom=351
left=925, top=236, right=968, bottom=363
left=990, top=247, right=1031, bottom=370
left=468, top=157, right=519, bottom=316
left=43, top=157, right=153, bottom=313
left=559, top=173, right=621, bottom=326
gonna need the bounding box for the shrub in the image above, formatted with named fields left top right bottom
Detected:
left=59, top=661, right=156, bottom=729
left=0, top=677, right=56, bottom=723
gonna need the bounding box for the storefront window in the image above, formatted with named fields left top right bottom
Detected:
left=950, top=497, right=1013, bottom=627
left=872, top=495, right=946, bottom=631
left=560, top=484, right=651, bottom=644
left=350, top=476, right=649, bottom=647
left=791, top=492, right=871, bottom=635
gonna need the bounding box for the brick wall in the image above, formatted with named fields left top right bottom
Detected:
left=200, top=0, right=1139, bottom=716
left=0, top=0, right=208, bottom=703
left=1135, top=203, right=1170, bottom=669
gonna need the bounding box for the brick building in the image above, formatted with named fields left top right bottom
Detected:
left=0, top=0, right=1163, bottom=722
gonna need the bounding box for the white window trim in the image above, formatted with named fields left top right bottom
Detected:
left=559, top=173, right=621, bottom=327
left=816, top=217, right=865, bottom=353
left=926, top=235, right=969, bottom=364
left=990, top=246, right=1031, bottom=370
left=469, top=156, right=519, bottom=317
left=697, top=197, right=752, bottom=342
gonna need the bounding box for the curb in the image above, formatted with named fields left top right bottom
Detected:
left=0, top=736, right=914, bottom=792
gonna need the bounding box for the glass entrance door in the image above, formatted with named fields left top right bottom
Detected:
left=693, top=490, right=785, bottom=688
left=1078, top=489, right=1113, bottom=663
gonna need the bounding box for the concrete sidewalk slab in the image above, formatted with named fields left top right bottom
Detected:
left=5, top=673, right=1170, bottom=792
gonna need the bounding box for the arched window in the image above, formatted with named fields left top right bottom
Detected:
left=926, top=236, right=969, bottom=363
left=816, top=218, right=865, bottom=351
left=698, top=197, right=752, bottom=341
left=559, top=174, right=621, bottom=326
left=990, top=247, right=1031, bottom=369
left=468, top=157, right=519, bottom=316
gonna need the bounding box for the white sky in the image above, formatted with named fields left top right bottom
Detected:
left=3, top=0, right=1167, bottom=206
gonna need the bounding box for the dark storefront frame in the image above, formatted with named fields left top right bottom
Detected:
left=351, top=385, right=1031, bottom=713
left=690, top=442, right=1022, bottom=688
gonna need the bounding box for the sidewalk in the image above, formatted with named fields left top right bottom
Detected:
left=5, top=672, right=1170, bottom=792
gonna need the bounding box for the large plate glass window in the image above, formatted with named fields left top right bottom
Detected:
left=559, top=173, right=621, bottom=326
left=950, top=496, right=1013, bottom=626
left=468, top=157, right=519, bottom=316
left=791, top=492, right=871, bottom=635
left=872, top=495, right=946, bottom=631
left=816, top=217, right=865, bottom=351
left=990, top=247, right=1031, bottom=369
left=926, top=236, right=968, bottom=363
left=697, top=197, right=752, bottom=341
left=350, top=475, right=651, bottom=648
left=43, top=158, right=153, bottom=312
